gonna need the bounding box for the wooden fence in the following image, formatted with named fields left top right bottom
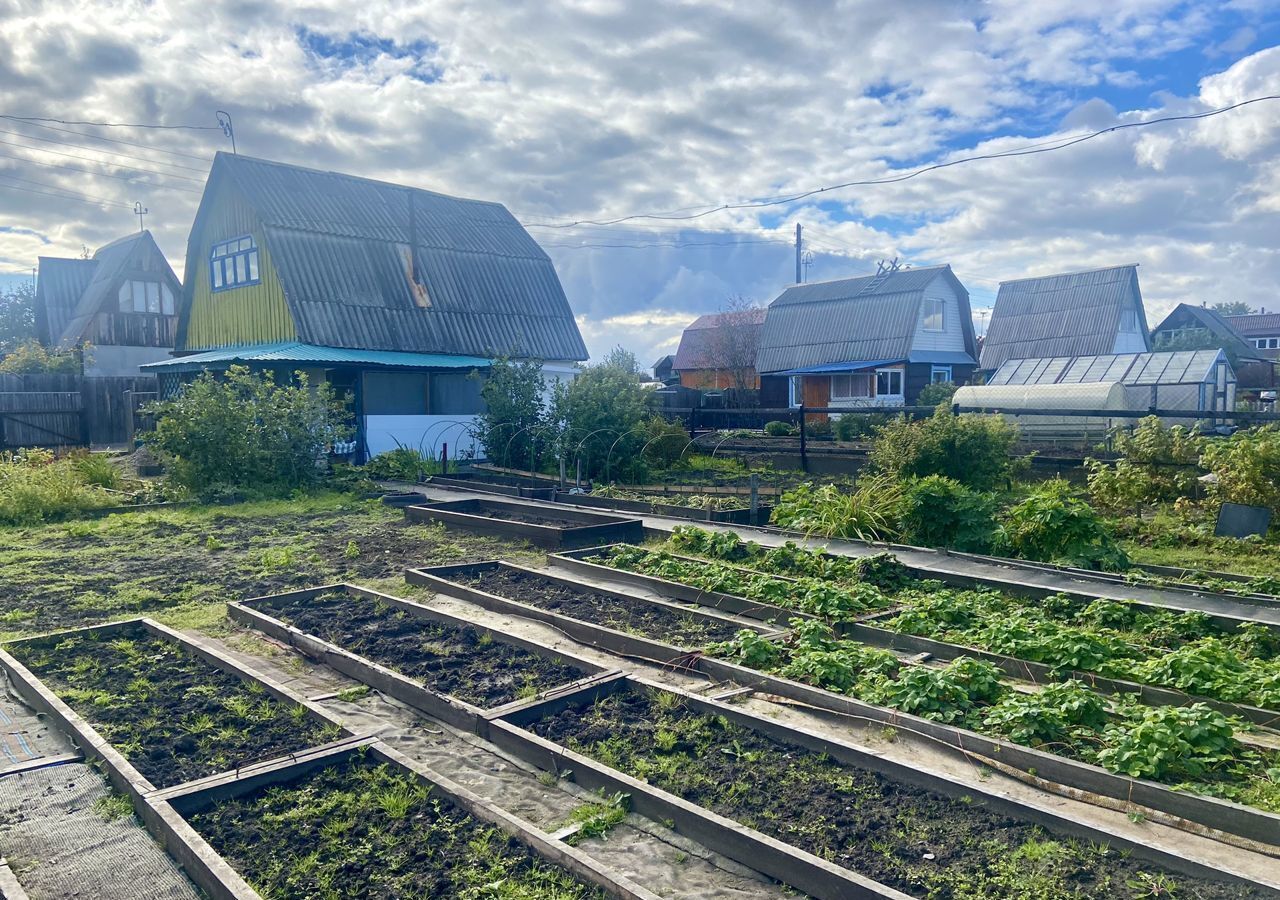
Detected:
left=0, top=374, right=157, bottom=449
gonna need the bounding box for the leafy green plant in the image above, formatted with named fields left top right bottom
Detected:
left=859, top=657, right=1005, bottom=725
left=898, top=475, right=997, bottom=552
left=1096, top=704, right=1246, bottom=781
left=551, top=359, right=653, bottom=481
left=996, top=480, right=1129, bottom=570
left=869, top=407, right=1019, bottom=491
left=833, top=413, right=890, bottom=442
left=764, top=420, right=797, bottom=437
left=982, top=680, right=1107, bottom=747
left=474, top=357, right=548, bottom=471
left=0, top=340, right=81, bottom=374
left=1199, top=425, right=1280, bottom=514
left=0, top=448, right=117, bottom=525
left=561, top=791, right=630, bottom=844
left=771, top=476, right=904, bottom=541
left=916, top=380, right=958, bottom=407
left=1085, top=417, right=1203, bottom=513
left=362, top=446, right=438, bottom=481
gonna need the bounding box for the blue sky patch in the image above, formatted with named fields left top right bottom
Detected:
left=295, top=27, right=441, bottom=83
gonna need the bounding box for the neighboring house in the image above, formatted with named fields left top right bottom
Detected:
left=1150, top=303, right=1275, bottom=390
left=672, top=308, right=766, bottom=390
left=651, top=354, right=675, bottom=383
left=755, top=265, right=979, bottom=410
left=1223, top=311, right=1280, bottom=354
left=144, top=153, right=587, bottom=461
left=980, top=264, right=1150, bottom=373
left=35, top=231, right=181, bottom=376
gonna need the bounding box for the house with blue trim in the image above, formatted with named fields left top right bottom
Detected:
left=145, top=153, right=587, bottom=461
left=755, top=265, right=979, bottom=410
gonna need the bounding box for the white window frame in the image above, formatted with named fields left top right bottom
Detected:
left=210, top=234, right=261, bottom=292
left=875, top=368, right=903, bottom=397
left=1119, top=308, right=1139, bottom=333
left=923, top=297, right=945, bottom=332
left=788, top=375, right=801, bottom=409
left=829, top=372, right=872, bottom=401
left=930, top=365, right=952, bottom=384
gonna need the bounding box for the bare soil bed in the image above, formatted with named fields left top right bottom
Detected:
left=527, top=687, right=1259, bottom=900
left=187, top=754, right=608, bottom=900
left=451, top=566, right=744, bottom=646
left=472, top=508, right=592, bottom=528
left=8, top=622, right=334, bottom=787
left=254, top=589, right=588, bottom=708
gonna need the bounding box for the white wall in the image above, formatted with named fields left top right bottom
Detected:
left=83, top=345, right=174, bottom=377
left=1112, top=329, right=1149, bottom=353
left=364, top=414, right=480, bottom=460
left=909, top=277, right=966, bottom=354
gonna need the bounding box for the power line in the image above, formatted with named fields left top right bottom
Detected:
left=523, top=94, right=1280, bottom=229
left=0, top=127, right=208, bottom=175
left=0, top=114, right=220, bottom=131
left=0, top=174, right=133, bottom=210
left=0, top=116, right=214, bottom=163
left=0, top=147, right=204, bottom=192
left=540, top=237, right=791, bottom=250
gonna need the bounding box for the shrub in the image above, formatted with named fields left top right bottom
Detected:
left=1199, top=425, right=1280, bottom=513
left=764, top=420, right=797, bottom=437
left=1086, top=417, right=1203, bottom=513
left=869, top=407, right=1018, bottom=491
left=0, top=448, right=116, bottom=525
left=552, top=360, right=652, bottom=481
left=640, top=416, right=689, bottom=469
left=474, top=358, right=547, bottom=470
left=805, top=418, right=833, bottom=438
left=916, top=381, right=958, bottom=407
left=771, top=477, right=903, bottom=541
left=145, top=366, right=351, bottom=499
left=898, top=475, right=997, bottom=552
left=363, top=447, right=438, bottom=482
left=996, top=480, right=1128, bottom=571
left=0, top=340, right=81, bottom=374
left=833, top=413, right=889, bottom=442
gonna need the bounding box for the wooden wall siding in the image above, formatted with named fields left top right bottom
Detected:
left=0, top=375, right=157, bottom=447
left=90, top=313, right=178, bottom=348
left=183, top=186, right=296, bottom=350
left=801, top=375, right=830, bottom=408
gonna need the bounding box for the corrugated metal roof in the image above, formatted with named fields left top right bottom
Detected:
left=980, top=264, right=1149, bottom=371
left=756, top=266, right=975, bottom=374
left=35, top=258, right=96, bottom=344
left=672, top=309, right=766, bottom=370
left=57, top=232, right=151, bottom=347
left=200, top=154, right=587, bottom=361
left=142, top=341, right=491, bottom=371
left=1224, top=312, right=1280, bottom=336
left=988, top=350, right=1227, bottom=386
left=777, top=358, right=904, bottom=375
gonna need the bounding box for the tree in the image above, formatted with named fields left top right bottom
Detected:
left=1212, top=301, right=1255, bottom=317
left=474, top=358, right=547, bottom=469
left=0, top=341, right=80, bottom=374
left=552, top=363, right=652, bottom=481
left=0, top=283, right=37, bottom=353
left=1154, top=325, right=1245, bottom=369
left=705, top=295, right=764, bottom=393
left=600, top=345, right=642, bottom=379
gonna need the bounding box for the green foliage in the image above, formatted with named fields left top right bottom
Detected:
left=997, top=480, right=1128, bottom=571
left=1133, top=639, right=1251, bottom=702
left=552, top=360, right=652, bottom=481
left=1096, top=704, right=1244, bottom=781
left=1212, top=301, right=1255, bottom=316
left=771, top=476, right=904, bottom=541
left=833, top=413, right=890, bottom=442
left=562, top=791, right=630, bottom=845
left=362, top=447, right=438, bottom=482
left=869, top=407, right=1019, bottom=491
left=898, top=475, right=997, bottom=552
left=916, top=380, right=958, bottom=407
left=145, top=366, right=351, bottom=499
left=640, top=416, right=689, bottom=468
left=1199, top=425, right=1280, bottom=513
left=1085, top=417, right=1203, bottom=513
left=0, top=340, right=81, bottom=374
left=764, top=420, right=797, bottom=437
left=0, top=282, right=36, bottom=353
left=708, top=628, right=784, bottom=669
left=982, top=680, right=1107, bottom=747
left=475, top=357, right=547, bottom=470
left=859, top=657, right=1006, bottom=725
left=0, top=448, right=118, bottom=525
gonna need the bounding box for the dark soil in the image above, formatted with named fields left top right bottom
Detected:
left=255, top=590, right=588, bottom=708
left=470, top=508, right=590, bottom=528
left=528, top=688, right=1259, bottom=900
left=9, top=622, right=333, bottom=788
left=188, top=755, right=607, bottom=900
left=453, top=566, right=744, bottom=647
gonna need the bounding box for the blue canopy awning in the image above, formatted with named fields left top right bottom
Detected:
left=776, top=358, right=904, bottom=376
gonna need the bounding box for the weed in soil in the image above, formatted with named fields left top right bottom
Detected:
left=255, top=590, right=587, bottom=708
left=526, top=688, right=1257, bottom=900
left=188, top=754, right=608, bottom=900
left=8, top=623, right=336, bottom=787
left=452, top=567, right=743, bottom=646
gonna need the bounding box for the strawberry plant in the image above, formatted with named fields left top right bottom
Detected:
left=981, top=681, right=1107, bottom=748
left=1095, top=704, right=1247, bottom=782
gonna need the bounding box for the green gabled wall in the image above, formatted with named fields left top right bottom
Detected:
left=181, top=182, right=295, bottom=350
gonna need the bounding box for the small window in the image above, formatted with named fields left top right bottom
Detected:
left=930, top=365, right=952, bottom=384
left=1119, top=308, right=1138, bottom=333
left=132, top=281, right=147, bottom=313
left=161, top=285, right=174, bottom=316
left=1270, top=338, right=1279, bottom=350
left=923, top=297, right=945, bottom=332
left=145, top=281, right=160, bottom=313
left=210, top=235, right=262, bottom=292
left=118, top=283, right=131, bottom=312
left=875, top=369, right=903, bottom=397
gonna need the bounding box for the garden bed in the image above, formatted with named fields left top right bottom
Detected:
left=244, top=585, right=598, bottom=710
left=492, top=678, right=1264, bottom=900
left=428, top=473, right=558, bottom=500
left=405, top=497, right=643, bottom=549
left=3, top=620, right=338, bottom=789
left=556, top=489, right=771, bottom=525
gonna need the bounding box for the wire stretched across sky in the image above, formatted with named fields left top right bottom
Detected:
left=522, top=94, right=1280, bottom=229
left=0, top=115, right=221, bottom=131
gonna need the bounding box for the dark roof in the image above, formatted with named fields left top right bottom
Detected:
left=1150, top=303, right=1264, bottom=360
left=1224, top=312, right=1280, bottom=336
left=187, top=153, right=587, bottom=361
left=35, top=257, right=96, bottom=344
left=981, top=265, right=1149, bottom=371
left=755, top=265, right=977, bottom=374
left=672, top=308, right=766, bottom=371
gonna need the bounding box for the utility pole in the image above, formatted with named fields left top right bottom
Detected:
left=794, top=222, right=802, bottom=284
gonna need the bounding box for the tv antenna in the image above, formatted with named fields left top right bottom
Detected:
left=132, top=201, right=148, bottom=232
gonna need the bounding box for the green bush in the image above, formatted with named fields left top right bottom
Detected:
left=640, top=416, right=689, bottom=469
left=0, top=448, right=116, bottom=525
left=869, top=407, right=1019, bottom=491
left=475, top=358, right=547, bottom=470
left=899, top=475, right=997, bottom=552
left=145, top=366, right=351, bottom=499
left=552, top=360, right=652, bottom=481
left=0, top=340, right=81, bottom=374
left=771, top=477, right=903, bottom=541
left=1096, top=703, right=1244, bottom=781
left=764, top=420, right=797, bottom=437
left=916, top=381, right=958, bottom=407
left=996, top=480, right=1128, bottom=571
left=805, top=418, right=832, bottom=438
left=1199, top=425, right=1280, bottom=513
left=363, top=447, right=438, bottom=482
left=833, top=413, right=890, bottom=441
left=1085, top=417, right=1203, bottom=513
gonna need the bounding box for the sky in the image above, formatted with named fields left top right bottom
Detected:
left=1, top=0, right=1279, bottom=368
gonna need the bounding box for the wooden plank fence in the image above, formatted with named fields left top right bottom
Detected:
left=0, top=374, right=157, bottom=449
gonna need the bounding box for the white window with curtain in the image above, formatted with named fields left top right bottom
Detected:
left=830, top=373, right=871, bottom=400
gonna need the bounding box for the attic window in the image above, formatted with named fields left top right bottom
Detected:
left=923, top=297, right=944, bottom=332
left=210, top=235, right=261, bottom=293
left=118, top=280, right=174, bottom=315
left=1119, top=308, right=1138, bottom=333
